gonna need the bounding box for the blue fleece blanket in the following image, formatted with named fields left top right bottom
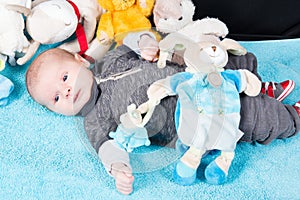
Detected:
left=0, top=38, right=299, bottom=200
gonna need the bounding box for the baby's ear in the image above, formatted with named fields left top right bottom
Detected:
left=74, top=53, right=90, bottom=68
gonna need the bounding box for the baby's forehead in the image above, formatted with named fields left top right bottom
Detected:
left=41, top=52, right=70, bottom=68
left=38, top=60, right=59, bottom=75
left=34, top=62, right=64, bottom=87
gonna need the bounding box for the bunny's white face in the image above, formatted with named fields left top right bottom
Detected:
left=187, top=35, right=229, bottom=73
left=199, top=44, right=228, bottom=70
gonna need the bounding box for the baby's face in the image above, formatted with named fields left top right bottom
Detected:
left=34, top=56, right=94, bottom=116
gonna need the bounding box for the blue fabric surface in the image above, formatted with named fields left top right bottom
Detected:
left=0, top=39, right=299, bottom=200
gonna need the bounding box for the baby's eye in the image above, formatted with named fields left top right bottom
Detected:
left=63, top=74, right=68, bottom=82
left=54, top=95, right=60, bottom=102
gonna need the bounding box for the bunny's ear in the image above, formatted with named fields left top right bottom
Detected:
left=16, top=41, right=41, bottom=65
left=220, top=38, right=247, bottom=56
left=195, top=17, right=229, bottom=38
left=5, top=5, right=31, bottom=16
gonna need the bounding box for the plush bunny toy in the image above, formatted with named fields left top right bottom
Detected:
left=146, top=19, right=261, bottom=186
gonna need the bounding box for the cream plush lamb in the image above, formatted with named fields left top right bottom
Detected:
left=19, top=0, right=107, bottom=65
left=0, top=0, right=31, bottom=69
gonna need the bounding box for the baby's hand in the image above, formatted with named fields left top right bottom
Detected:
left=138, top=34, right=159, bottom=62
left=111, top=162, right=134, bottom=195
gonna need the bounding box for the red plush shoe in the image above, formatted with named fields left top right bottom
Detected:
left=293, top=101, right=300, bottom=117
left=261, top=80, right=295, bottom=101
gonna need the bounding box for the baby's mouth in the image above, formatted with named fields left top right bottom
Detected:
left=73, top=90, right=81, bottom=103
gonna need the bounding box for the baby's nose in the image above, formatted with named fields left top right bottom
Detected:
left=63, top=87, right=72, bottom=98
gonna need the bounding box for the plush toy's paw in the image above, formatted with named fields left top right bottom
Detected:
left=147, top=79, right=170, bottom=103
left=204, top=161, right=227, bottom=185
left=173, top=146, right=203, bottom=185
left=173, top=160, right=197, bottom=185
left=157, top=51, right=169, bottom=68
left=98, top=31, right=111, bottom=45
left=16, top=58, right=25, bottom=66
left=241, top=69, right=262, bottom=97
left=126, top=104, right=143, bottom=127
left=157, top=59, right=166, bottom=68
left=139, top=34, right=159, bottom=62
left=175, top=139, right=189, bottom=155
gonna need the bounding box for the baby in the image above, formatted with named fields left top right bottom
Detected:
left=26, top=40, right=300, bottom=195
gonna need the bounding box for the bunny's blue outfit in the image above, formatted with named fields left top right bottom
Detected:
left=166, top=70, right=245, bottom=152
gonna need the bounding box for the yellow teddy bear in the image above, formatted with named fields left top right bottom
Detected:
left=96, top=0, right=155, bottom=45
